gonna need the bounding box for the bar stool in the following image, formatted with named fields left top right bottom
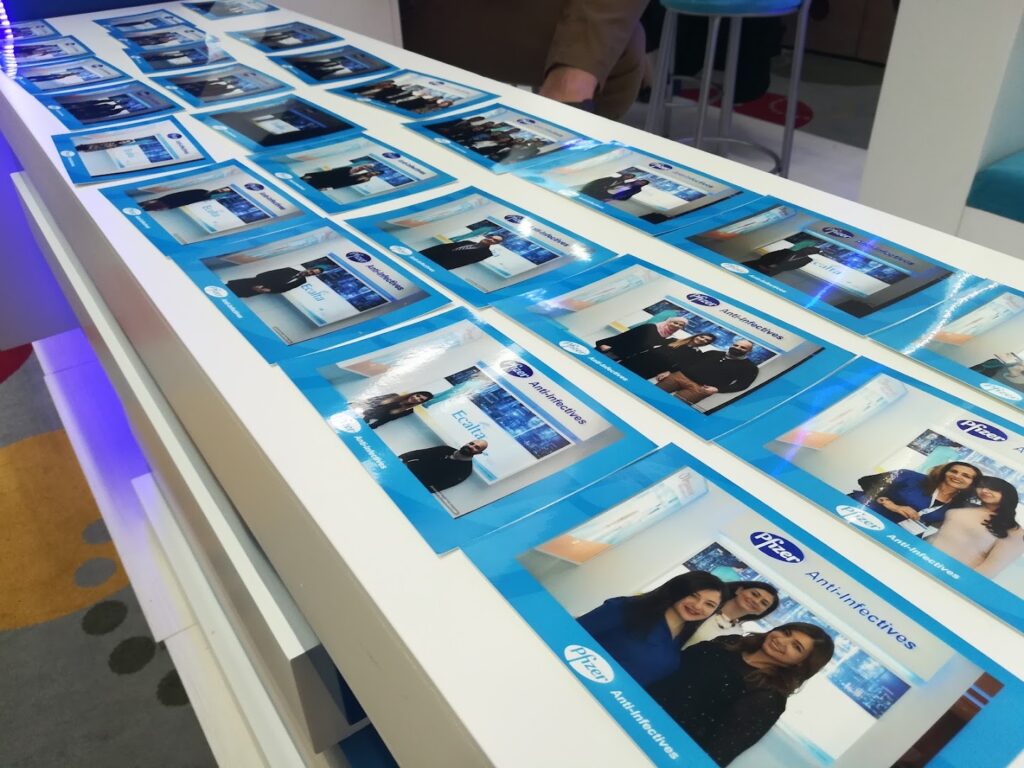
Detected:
left=644, top=0, right=813, bottom=177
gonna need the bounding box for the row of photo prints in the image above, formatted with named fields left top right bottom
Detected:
left=13, top=9, right=1024, bottom=766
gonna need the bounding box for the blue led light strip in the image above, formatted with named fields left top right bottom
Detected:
left=0, top=0, right=15, bottom=78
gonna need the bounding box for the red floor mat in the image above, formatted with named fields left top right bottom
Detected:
left=0, top=345, right=32, bottom=386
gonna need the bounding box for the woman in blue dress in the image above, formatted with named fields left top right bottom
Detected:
left=577, top=571, right=725, bottom=686
left=847, top=461, right=981, bottom=529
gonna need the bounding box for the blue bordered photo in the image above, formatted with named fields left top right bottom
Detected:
left=128, top=41, right=235, bottom=73
left=269, top=44, right=394, bottom=85
left=872, top=280, right=1024, bottom=412
left=407, top=104, right=589, bottom=175
left=151, top=62, right=292, bottom=107
left=720, top=357, right=1024, bottom=633
left=249, top=133, right=455, bottom=214
left=37, top=81, right=183, bottom=130
left=95, top=9, right=195, bottom=35
left=193, top=94, right=363, bottom=152
left=10, top=20, right=60, bottom=42
left=100, top=159, right=317, bottom=259
left=53, top=115, right=213, bottom=184
left=496, top=255, right=854, bottom=439
left=512, top=142, right=762, bottom=236
left=664, top=197, right=979, bottom=336
left=279, top=308, right=655, bottom=553
left=227, top=21, right=341, bottom=52
left=13, top=37, right=93, bottom=65
left=346, top=186, right=618, bottom=307
left=182, top=0, right=279, bottom=18
left=15, top=56, right=131, bottom=95
left=329, top=69, right=497, bottom=120
left=465, top=443, right=1024, bottom=768
left=177, top=219, right=451, bottom=363
left=118, top=25, right=212, bottom=51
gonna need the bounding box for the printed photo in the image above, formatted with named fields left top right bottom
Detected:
left=228, top=21, right=341, bottom=52
left=101, top=159, right=314, bottom=258
left=39, top=81, right=181, bottom=130
left=152, top=62, right=291, bottom=106
left=10, top=20, right=59, bottom=41
left=515, top=143, right=756, bottom=235
left=873, top=281, right=1024, bottom=411
left=53, top=116, right=211, bottom=183
left=129, top=41, right=235, bottom=73
left=13, top=37, right=92, bottom=64
left=409, top=105, right=586, bottom=173
left=271, top=45, right=393, bottom=84
left=674, top=199, right=969, bottom=334
left=347, top=187, right=616, bottom=306
left=333, top=69, right=496, bottom=119
left=279, top=309, right=653, bottom=552
left=721, top=359, right=1024, bottom=632
left=497, top=256, right=852, bottom=438
left=95, top=10, right=193, bottom=35
left=180, top=220, right=449, bottom=361
left=15, top=56, right=129, bottom=93
left=192, top=95, right=361, bottom=151
left=118, top=24, right=211, bottom=51
left=183, top=0, right=279, bottom=18
left=249, top=134, right=454, bottom=213
left=467, top=445, right=1021, bottom=768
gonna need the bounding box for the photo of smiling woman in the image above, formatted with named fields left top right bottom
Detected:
left=651, top=624, right=835, bottom=767
left=683, top=581, right=780, bottom=648
left=847, top=461, right=981, bottom=531
left=929, top=477, right=1024, bottom=576
left=577, top=571, right=725, bottom=686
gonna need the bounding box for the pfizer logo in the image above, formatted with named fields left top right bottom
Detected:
left=721, top=263, right=749, bottom=274
left=979, top=382, right=1023, bottom=402
left=345, top=251, right=371, bottom=263
left=382, top=151, right=400, bottom=159
left=559, top=340, right=590, bottom=356
left=649, top=162, right=672, bottom=171
left=389, top=245, right=413, bottom=256
left=835, top=505, right=886, bottom=531
left=60, top=150, right=75, bottom=157
left=750, top=532, right=804, bottom=563
left=564, top=645, right=614, bottom=684
left=501, top=360, right=533, bottom=378
left=274, top=172, right=293, bottom=180
left=167, top=132, right=182, bottom=139
left=243, top=182, right=264, bottom=191
left=328, top=412, right=361, bottom=434
left=204, top=285, right=228, bottom=298
left=503, top=214, right=524, bottom=224
left=822, top=226, right=854, bottom=239
left=687, top=293, right=720, bottom=307
left=122, top=207, right=143, bottom=216
left=956, top=419, right=1008, bottom=442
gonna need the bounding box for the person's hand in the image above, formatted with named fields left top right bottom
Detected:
left=597, top=344, right=611, bottom=352
left=700, top=386, right=719, bottom=394
left=540, top=66, right=597, bottom=106
left=879, top=497, right=919, bottom=520
left=253, top=286, right=272, bottom=293
left=655, top=372, right=669, bottom=382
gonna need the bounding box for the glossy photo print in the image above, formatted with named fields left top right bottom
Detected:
left=13, top=37, right=93, bottom=65
left=14, top=56, right=129, bottom=94
left=228, top=21, right=341, bottom=52
left=95, top=9, right=194, bottom=35
left=873, top=281, right=1024, bottom=411
left=38, top=81, right=182, bottom=130
left=669, top=199, right=975, bottom=335
left=193, top=94, right=363, bottom=152
left=721, top=358, right=1024, bottom=632
left=347, top=187, right=617, bottom=306
left=117, top=24, right=212, bottom=51
left=152, top=63, right=292, bottom=107
left=513, top=142, right=760, bottom=236
left=249, top=134, right=455, bottom=214
left=496, top=256, right=853, bottom=439
left=53, top=115, right=212, bottom=183
left=128, top=41, right=235, bottom=73
left=10, top=20, right=60, bottom=41
left=407, top=104, right=588, bottom=174
left=182, top=0, right=279, bottom=18
left=270, top=45, right=394, bottom=85
left=331, top=69, right=497, bottom=119
left=101, top=159, right=316, bottom=258
left=466, top=444, right=1024, bottom=768
left=279, top=308, right=654, bottom=552
left=177, top=220, right=450, bottom=362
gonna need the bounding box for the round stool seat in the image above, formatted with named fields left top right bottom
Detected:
left=660, top=0, right=802, bottom=16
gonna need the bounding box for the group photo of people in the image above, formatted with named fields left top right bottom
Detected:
left=277, top=45, right=392, bottom=83
left=51, top=84, right=178, bottom=126
left=134, top=42, right=233, bottom=72
left=161, top=64, right=288, bottom=105
left=232, top=21, right=339, bottom=51
left=344, top=72, right=487, bottom=116
left=18, top=57, right=125, bottom=92
left=63, top=119, right=204, bottom=178
left=120, top=24, right=208, bottom=50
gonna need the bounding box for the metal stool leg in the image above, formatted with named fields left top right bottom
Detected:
left=717, top=17, right=743, bottom=156
left=780, top=0, right=811, bottom=176
left=644, top=9, right=678, bottom=135
left=694, top=15, right=722, bottom=150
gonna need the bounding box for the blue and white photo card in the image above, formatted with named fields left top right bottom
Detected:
left=720, top=357, right=1024, bottom=633
left=873, top=281, right=1024, bottom=412
left=128, top=41, right=235, bottom=73
left=346, top=187, right=618, bottom=307
left=330, top=69, right=497, bottom=120
left=193, top=94, right=363, bottom=153
left=38, top=81, right=182, bottom=130
left=177, top=219, right=451, bottom=363
left=95, top=9, right=195, bottom=36
left=53, top=115, right=212, bottom=184
left=228, top=21, right=342, bottom=53
left=14, top=37, right=93, bottom=65
left=249, top=133, right=455, bottom=214
left=269, top=45, right=394, bottom=85
left=665, top=197, right=978, bottom=336
left=117, top=24, right=212, bottom=51
left=182, top=0, right=279, bottom=19
left=406, top=104, right=589, bottom=174
left=279, top=308, right=655, bottom=553
left=465, top=443, right=1024, bottom=768
left=496, top=255, right=854, bottom=439
left=151, top=62, right=292, bottom=107
left=10, top=20, right=60, bottom=42
left=14, top=56, right=130, bottom=95
left=512, top=142, right=761, bottom=236
left=101, top=159, right=317, bottom=259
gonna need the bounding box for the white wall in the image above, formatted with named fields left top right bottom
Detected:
left=275, top=0, right=402, bottom=46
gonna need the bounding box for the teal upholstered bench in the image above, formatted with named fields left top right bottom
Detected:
left=967, top=150, right=1024, bottom=224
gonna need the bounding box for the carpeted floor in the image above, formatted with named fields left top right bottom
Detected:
left=0, top=344, right=216, bottom=768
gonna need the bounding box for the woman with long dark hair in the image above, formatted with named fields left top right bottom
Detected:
left=683, top=581, right=780, bottom=648
left=848, top=461, right=981, bottom=529
left=352, top=391, right=434, bottom=429
left=577, top=571, right=725, bottom=686
left=650, top=623, right=835, bottom=767
left=930, top=477, right=1024, bottom=576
